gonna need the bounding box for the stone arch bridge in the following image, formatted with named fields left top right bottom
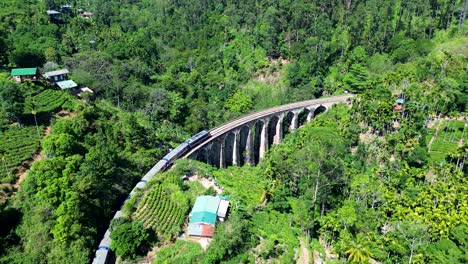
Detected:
left=184, top=95, right=353, bottom=167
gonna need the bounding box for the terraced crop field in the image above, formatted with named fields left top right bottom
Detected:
left=0, top=126, right=42, bottom=182
left=133, top=182, right=188, bottom=241
left=24, top=89, right=70, bottom=114
left=428, top=120, right=467, bottom=162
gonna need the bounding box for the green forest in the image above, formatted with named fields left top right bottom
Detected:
left=0, top=0, right=467, bottom=263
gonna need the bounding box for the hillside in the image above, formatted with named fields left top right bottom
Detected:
left=0, top=0, right=467, bottom=263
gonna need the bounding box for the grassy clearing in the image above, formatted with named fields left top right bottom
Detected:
left=153, top=240, right=203, bottom=264
left=428, top=120, right=467, bottom=162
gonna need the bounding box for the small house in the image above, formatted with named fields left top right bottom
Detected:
left=11, top=68, right=38, bottom=83
left=56, top=80, right=78, bottom=90
left=46, top=10, right=61, bottom=16
left=188, top=224, right=214, bottom=238
left=188, top=195, right=229, bottom=238
left=60, top=5, right=73, bottom=14
left=80, top=11, right=93, bottom=19
left=394, top=98, right=405, bottom=112
left=43, top=69, right=70, bottom=84
left=217, top=199, right=229, bottom=222
left=74, top=87, right=94, bottom=98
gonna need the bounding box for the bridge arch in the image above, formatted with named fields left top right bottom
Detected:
left=184, top=95, right=352, bottom=168
left=298, top=108, right=310, bottom=127
left=314, top=105, right=327, bottom=116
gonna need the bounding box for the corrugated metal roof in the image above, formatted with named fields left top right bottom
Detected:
left=217, top=200, right=229, bottom=218
left=188, top=223, right=202, bottom=236
left=191, top=196, right=220, bottom=214
left=47, top=10, right=61, bottom=15
left=43, top=69, right=69, bottom=78
left=188, top=223, right=214, bottom=237
left=57, top=80, right=77, bottom=89
left=190, top=211, right=217, bottom=225
left=11, top=68, right=37, bottom=76
left=201, top=224, right=214, bottom=237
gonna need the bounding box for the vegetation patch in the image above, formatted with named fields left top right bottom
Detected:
left=428, top=120, right=467, bottom=162
left=153, top=240, right=203, bottom=264
left=0, top=125, right=42, bottom=182
left=132, top=179, right=188, bottom=242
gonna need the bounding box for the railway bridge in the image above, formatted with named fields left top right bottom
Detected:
left=184, top=94, right=353, bottom=167
left=92, top=94, right=353, bottom=264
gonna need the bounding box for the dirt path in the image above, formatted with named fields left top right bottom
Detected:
left=14, top=152, right=45, bottom=188
left=45, top=126, right=52, bottom=136
left=428, top=120, right=442, bottom=152
left=188, top=175, right=224, bottom=194
left=297, top=239, right=311, bottom=264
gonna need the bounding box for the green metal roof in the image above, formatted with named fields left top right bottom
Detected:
left=11, top=68, right=37, bottom=76
left=189, top=211, right=217, bottom=225
left=56, top=80, right=77, bottom=90
left=191, top=196, right=220, bottom=214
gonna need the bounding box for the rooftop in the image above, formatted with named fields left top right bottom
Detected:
left=188, top=223, right=214, bottom=237
left=11, top=68, right=37, bottom=76
left=191, top=196, right=221, bottom=215
left=43, top=69, right=69, bottom=78
left=47, top=10, right=61, bottom=15
left=217, top=199, right=229, bottom=218
left=190, top=211, right=217, bottom=225
left=57, top=80, right=78, bottom=90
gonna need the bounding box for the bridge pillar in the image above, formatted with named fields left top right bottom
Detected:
left=259, top=118, right=270, bottom=160
left=274, top=114, right=284, bottom=144
left=232, top=130, right=241, bottom=166
left=289, top=111, right=300, bottom=131
left=205, top=143, right=213, bottom=166
left=219, top=137, right=226, bottom=168
left=245, top=125, right=255, bottom=165
left=306, top=108, right=315, bottom=123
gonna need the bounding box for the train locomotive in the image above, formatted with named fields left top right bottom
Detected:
left=92, top=130, right=210, bottom=264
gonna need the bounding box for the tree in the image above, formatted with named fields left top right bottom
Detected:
left=0, top=81, right=25, bottom=123
left=225, top=90, right=253, bottom=114
left=395, top=220, right=429, bottom=264
left=42, top=133, right=79, bottom=157
left=345, top=233, right=373, bottom=263
left=110, top=220, right=150, bottom=260
left=343, top=63, right=370, bottom=93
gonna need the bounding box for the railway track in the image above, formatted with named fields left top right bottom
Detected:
left=184, top=95, right=353, bottom=158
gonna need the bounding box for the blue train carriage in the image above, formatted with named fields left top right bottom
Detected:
left=92, top=130, right=211, bottom=264
left=129, top=180, right=147, bottom=197
left=162, top=142, right=189, bottom=164
left=186, top=130, right=210, bottom=148
left=141, top=159, right=168, bottom=182
left=92, top=228, right=111, bottom=264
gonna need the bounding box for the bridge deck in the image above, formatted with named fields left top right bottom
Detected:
left=184, top=95, right=353, bottom=158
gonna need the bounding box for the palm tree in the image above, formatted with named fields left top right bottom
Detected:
left=28, top=97, right=42, bottom=144
left=345, top=233, right=372, bottom=263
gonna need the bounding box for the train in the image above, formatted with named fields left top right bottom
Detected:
left=92, top=130, right=210, bottom=264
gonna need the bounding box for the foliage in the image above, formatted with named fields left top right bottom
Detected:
left=0, top=125, right=41, bottom=182
left=132, top=178, right=188, bottom=242
left=0, top=0, right=467, bottom=262
left=24, top=89, right=73, bottom=114
left=153, top=240, right=203, bottom=264
left=0, top=81, right=24, bottom=122
left=110, top=219, right=150, bottom=261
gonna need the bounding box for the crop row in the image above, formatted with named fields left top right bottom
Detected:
left=24, top=90, right=69, bottom=114
left=0, top=126, right=42, bottom=180
left=133, top=184, right=185, bottom=239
